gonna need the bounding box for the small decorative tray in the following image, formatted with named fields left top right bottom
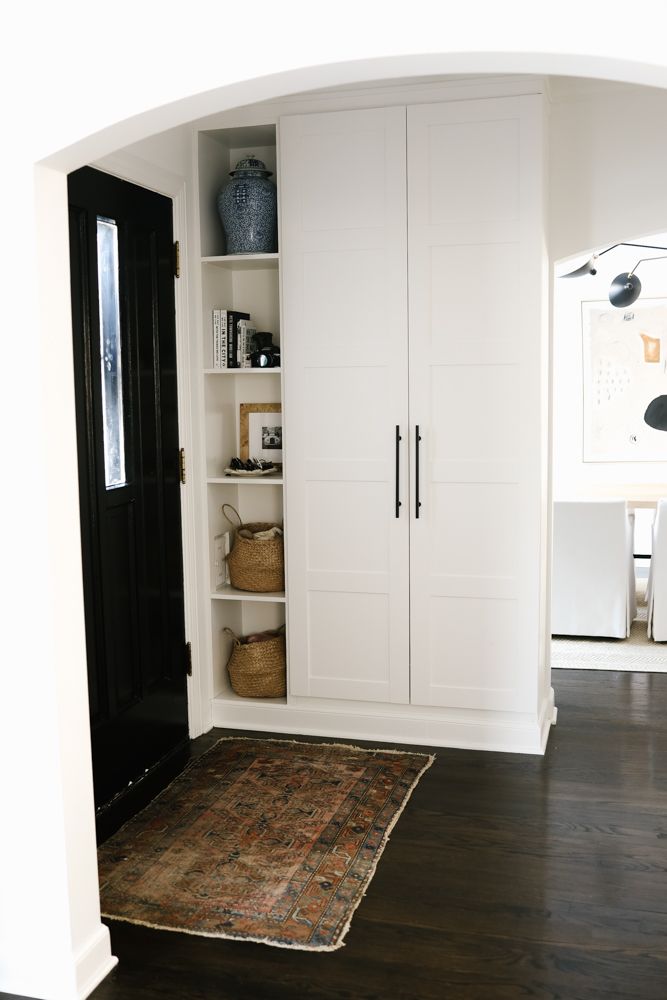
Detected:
left=223, top=467, right=278, bottom=477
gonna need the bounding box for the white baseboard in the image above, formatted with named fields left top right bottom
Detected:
left=76, top=923, right=118, bottom=1000
left=538, top=685, right=557, bottom=751
left=212, top=693, right=556, bottom=755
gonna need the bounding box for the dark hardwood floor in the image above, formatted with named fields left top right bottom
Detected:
left=20, top=669, right=667, bottom=1000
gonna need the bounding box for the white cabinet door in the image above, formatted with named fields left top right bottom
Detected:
left=407, top=97, right=547, bottom=712
left=280, top=107, right=410, bottom=703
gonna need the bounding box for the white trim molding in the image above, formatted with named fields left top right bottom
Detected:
left=76, top=924, right=118, bottom=999
left=212, top=692, right=556, bottom=755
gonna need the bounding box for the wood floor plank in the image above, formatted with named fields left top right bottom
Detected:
left=76, top=671, right=667, bottom=998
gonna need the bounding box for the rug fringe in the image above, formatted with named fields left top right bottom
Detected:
left=206, top=733, right=436, bottom=759
left=100, top=911, right=349, bottom=951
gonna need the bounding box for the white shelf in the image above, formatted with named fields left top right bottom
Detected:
left=208, top=475, right=284, bottom=485
left=202, top=253, right=279, bottom=270
left=213, top=691, right=287, bottom=707
left=199, top=125, right=286, bottom=713
left=203, top=368, right=281, bottom=375
left=212, top=585, right=286, bottom=603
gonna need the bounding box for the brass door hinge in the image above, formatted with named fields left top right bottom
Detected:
left=185, top=641, right=192, bottom=677
left=179, top=447, right=186, bottom=485
left=173, top=240, right=180, bottom=278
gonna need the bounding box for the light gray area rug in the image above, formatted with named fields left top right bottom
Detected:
left=552, top=580, right=667, bottom=672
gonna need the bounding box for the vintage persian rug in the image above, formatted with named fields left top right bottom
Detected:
left=98, top=737, right=434, bottom=951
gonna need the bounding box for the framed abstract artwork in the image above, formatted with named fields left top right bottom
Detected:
left=582, top=298, right=667, bottom=461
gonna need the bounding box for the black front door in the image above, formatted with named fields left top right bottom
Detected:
left=68, top=166, right=189, bottom=842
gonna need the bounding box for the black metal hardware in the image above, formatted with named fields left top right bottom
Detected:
left=415, top=425, right=422, bottom=518
left=395, top=425, right=402, bottom=518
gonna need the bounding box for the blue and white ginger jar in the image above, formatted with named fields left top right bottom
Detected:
left=217, top=154, right=277, bottom=255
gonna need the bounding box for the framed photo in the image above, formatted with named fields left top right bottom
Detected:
left=240, top=402, right=283, bottom=464
left=582, top=298, right=667, bottom=462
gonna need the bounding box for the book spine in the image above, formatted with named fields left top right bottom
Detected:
left=241, top=324, right=256, bottom=367
left=219, top=311, right=228, bottom=368
left=243, top=324, right=257, bottom=368
left=212, top=309, right=221, bottom=368
left=232, top=314, right=238, bottom=369
left=226, top=311, right=236, bottom=368
left=238, top=321, right=247, bottom=368
left=228, top=312, right=250, bottom=369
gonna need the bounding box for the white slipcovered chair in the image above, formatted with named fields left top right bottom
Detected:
left=552, top=500, right=636, bottom=638
left=647, top=499, right=667, bottom=641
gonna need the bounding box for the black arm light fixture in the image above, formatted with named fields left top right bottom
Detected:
left=608, top=254, right=667, bottom=307
left=560, top=242, right=667, bottom=307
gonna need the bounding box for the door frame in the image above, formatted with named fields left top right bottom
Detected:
left=91, top=150, right=209, bottom=739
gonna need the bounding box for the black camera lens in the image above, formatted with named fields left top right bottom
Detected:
left=251, top=349, right=274, bottom=368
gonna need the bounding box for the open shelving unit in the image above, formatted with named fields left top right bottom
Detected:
left=196, top=122, right=287, bottom=709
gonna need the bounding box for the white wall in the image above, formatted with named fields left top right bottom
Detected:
left=549, top=83, right=667, bottom=261
left=7, top=8, right=667, bottom=999
left=118, top=127, right=193, bottom=179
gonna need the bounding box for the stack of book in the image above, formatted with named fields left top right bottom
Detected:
left=212, top=309, right=257, bottom=368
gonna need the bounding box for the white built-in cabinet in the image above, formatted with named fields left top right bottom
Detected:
left=280, top=97, right=548, bottom=724
left=196, top=86, right=552, bottom=752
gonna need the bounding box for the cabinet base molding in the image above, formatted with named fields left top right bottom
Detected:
left=75, top=923, right=117, bottom=999
left=211, top=687, right=556, bottom=755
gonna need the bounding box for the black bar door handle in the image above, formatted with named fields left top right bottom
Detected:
left=395, top=425, right=402, bottom=518
left=415, top=425, right=422, bottom=518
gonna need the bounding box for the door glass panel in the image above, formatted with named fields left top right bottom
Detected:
left=96, top=217, right=126, bottom=488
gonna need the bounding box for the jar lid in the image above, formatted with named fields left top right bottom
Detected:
left=229, top=154, right=273, bottom=177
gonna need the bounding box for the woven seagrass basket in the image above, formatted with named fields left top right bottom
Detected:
left=222, top=503, right=284, bottom=593
left=224, top=626, right=286, bottom=698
